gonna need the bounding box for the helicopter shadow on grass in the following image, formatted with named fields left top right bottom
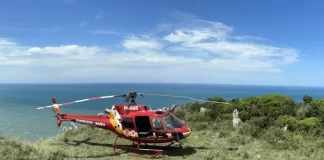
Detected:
left=57, top=137, right=208, bottom=159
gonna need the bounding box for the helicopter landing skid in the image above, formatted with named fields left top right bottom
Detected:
left=112, top=136, right=163, bottom=159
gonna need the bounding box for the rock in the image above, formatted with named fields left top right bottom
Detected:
left=283, top=124, right=288, bottom=131
left=200, top=107, right=209, bottom=113
left=232, top=109, right=243, bottom=128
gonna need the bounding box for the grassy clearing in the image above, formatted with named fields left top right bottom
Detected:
left=2, top=94, right=324, bottom=159
left=1, top=120, right=324, bottom=160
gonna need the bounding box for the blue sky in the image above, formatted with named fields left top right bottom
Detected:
left=0, top=0, right=323, bottom=86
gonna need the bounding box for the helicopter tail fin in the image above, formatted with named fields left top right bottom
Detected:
left=52, top=98, right=62, bottom=127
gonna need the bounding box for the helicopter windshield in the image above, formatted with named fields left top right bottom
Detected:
left=162, top=113, right=184, bottom=130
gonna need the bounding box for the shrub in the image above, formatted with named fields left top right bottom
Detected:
left=303, top=95, right=313, bottom=104
left=275, top=115, right=299, bottom=131
left=220, top=113, right=232, bottom=120
left=188, top=122, right=209, bottom=131
left=221, top=104, right=238, bottom=114
left=218, top=130, right=228, bottom=138
left=238, top=110, right=249, bottom=121
left=173, top=109, right=186, bottom=119
left=207, top=96, right=227, bottom=102
left=257, top=94, right=296, bottom=119
left=238, top=123, right=263, bottom=138
left=228, top=134, right=250, bottom=145
left=296, top=107, right=308, bottom=119
left=186, top=102, right=201, bottom=112
left=261, top=127, right=300, bottom=150
left=184, top=113, right=206, bottom=122
left=310, top=99, right=324, bottom=120
left=233, top=94, right=297, bottom=124
left=246, top=116, right=268, bottom=128
left=298, top=117, right=321, bottom=131
left=309, top=126, right=324, bottom=137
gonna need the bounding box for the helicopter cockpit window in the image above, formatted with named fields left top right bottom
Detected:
left=122, top=118, right=135, bottom=129
left=151, top=117, right=163, bottom=130
left=162, top=113, right=184, bottom=130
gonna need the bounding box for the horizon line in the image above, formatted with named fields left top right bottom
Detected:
left=0, top=82, right=323, bottom=88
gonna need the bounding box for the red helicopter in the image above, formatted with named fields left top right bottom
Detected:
left=37, top=91, right=229, bottom=158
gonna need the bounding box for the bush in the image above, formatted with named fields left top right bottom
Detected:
left=309, top=126, right=324, bottom=137
left=298, top=117, right=320, bottom=131
left=238, top=110, right=249, bottom=121
left=261, top=127, right=300, bottom=150
left=246, top=116, right=268, bottom=128
left=173, top=109, right=186, bottom=119
left=189, top=122, right=209, bottom=131
left=221, top=104, right=238, bottom=114
left=186, top=102, right=201, bottom=112
left=207, top=96, right=227, bottom=102
left=303, top=95, right=313, bottom=104
left=228, top=134, right=250, bottom=145
left=275, top=115, right=299, bottom=131
left=257, top=94, right=296, bottom=119
left=296, top=107, right=308, bottom=119
left=310, top=99, right=324, bottom=120
left=184, top=113, right=206, bottom=122
left=220, top=113, right=232, bottom=120
left=231, top=94, right=297, bottom=126
left=238, top=123, right=263, bottom=138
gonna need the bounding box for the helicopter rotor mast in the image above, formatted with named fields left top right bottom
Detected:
left=124, top=91, right=144, bottom=105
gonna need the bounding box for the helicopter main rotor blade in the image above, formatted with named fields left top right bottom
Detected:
left=141, top=93, right=230, bottom=104
left=37, top=95, right=122, bottom=110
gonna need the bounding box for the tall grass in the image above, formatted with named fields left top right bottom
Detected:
left=1, top=120, right=324, bottom=160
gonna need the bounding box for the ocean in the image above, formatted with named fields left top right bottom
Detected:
left=0, top=83, right=323, bottom=141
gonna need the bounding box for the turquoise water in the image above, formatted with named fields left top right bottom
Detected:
left=0, top=83, right=323, bottom=141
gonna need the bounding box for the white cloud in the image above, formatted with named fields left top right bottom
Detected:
left=95, top=10, right=105, bottom=20
left=0, top=12, right=301, bottom=84
left=163, top=28, right=229, bottom=44
left=64, top=0, right=76, bottom=4
left=27, top=45, right=105, bottom=60
left=231, top=35, right=270, bottom=41
left=185, top=42, right=298, bottom=64
left=90, top=30, right=120, bottom=35
left=80, top=21, right=87, bottom=27
left=122, top=36, right=161, bottom=51
left=161, top=14, right=299, bottom=70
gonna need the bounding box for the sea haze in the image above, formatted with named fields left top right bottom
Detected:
left=0, top=83, right=323, bottom=141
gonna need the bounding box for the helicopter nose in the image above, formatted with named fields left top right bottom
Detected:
left=183, top=130, right=191, bottom=138
left=182, top=127, right=191, bottom=138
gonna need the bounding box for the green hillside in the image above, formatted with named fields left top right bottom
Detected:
left=2, top=94, right=324, bottom=160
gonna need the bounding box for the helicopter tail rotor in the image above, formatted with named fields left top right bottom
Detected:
left=52, top=98, right=62, bottom=127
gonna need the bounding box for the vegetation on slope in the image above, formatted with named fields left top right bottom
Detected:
left=2, top=94, right=324, bottom=160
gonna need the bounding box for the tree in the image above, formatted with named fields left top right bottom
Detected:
left=207, top=97, right=226, bottom=102
left=303, top=95, right=313, bottom=104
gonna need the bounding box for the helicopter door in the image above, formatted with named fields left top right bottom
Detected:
left=135, top=116, right=154, bottom=139
left=151, top=117, right=168, bottom=139
left=121, top=117, right=135, bottom=129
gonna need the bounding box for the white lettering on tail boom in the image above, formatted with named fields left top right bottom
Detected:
left=124, top=105, right=139, bottom=110
left=76, top=119, right=106, bottom=126
left=94, top=122, right=106, bottom=126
